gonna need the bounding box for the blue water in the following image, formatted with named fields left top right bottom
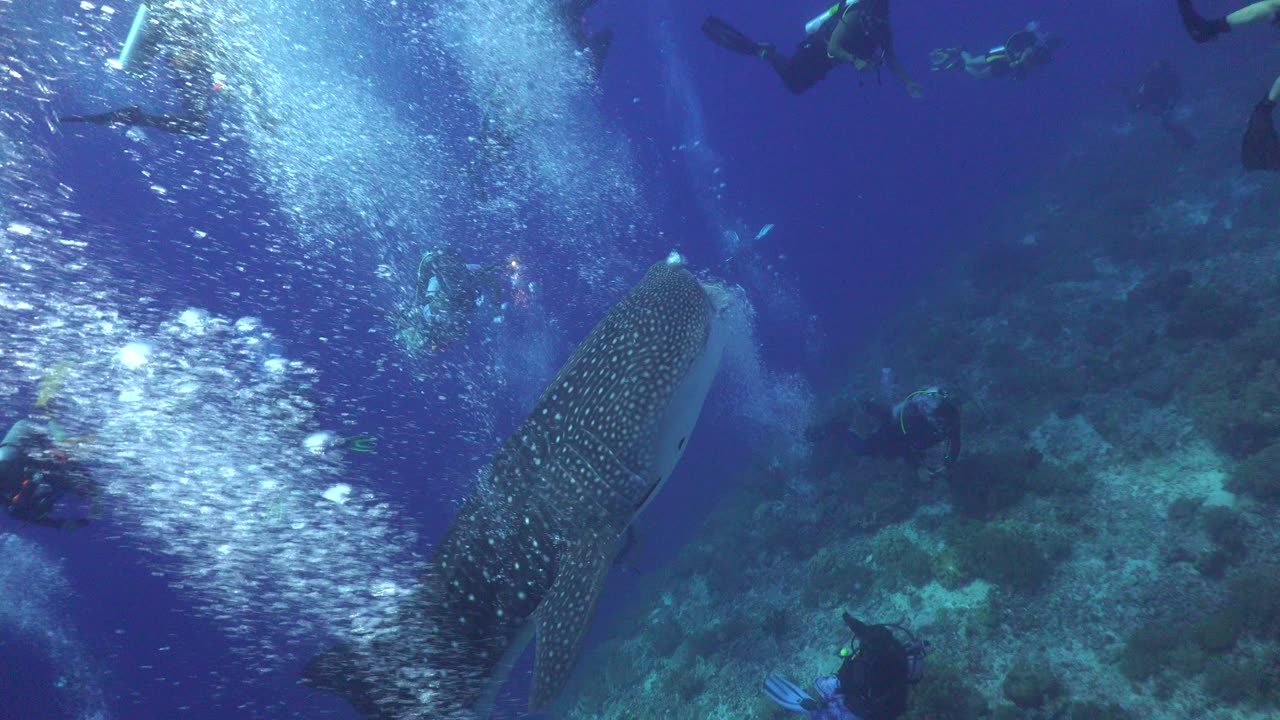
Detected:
left=1, top=0, right=1268, bottom=718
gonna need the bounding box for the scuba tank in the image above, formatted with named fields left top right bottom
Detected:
left=805, top=0, right=856, bottom=35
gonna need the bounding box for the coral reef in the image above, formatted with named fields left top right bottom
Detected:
left=558, top=81, right=1280, bottom=720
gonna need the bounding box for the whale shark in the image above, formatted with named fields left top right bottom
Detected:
left=303, top=255, right=730, bottom=718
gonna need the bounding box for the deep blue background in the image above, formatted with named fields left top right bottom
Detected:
left=2, top=0, right=1227, bottom=717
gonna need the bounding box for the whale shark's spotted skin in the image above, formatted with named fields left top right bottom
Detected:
left=303, top=258, right=728, bottom=719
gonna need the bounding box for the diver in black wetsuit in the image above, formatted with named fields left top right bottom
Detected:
left=402, top=249, right=510, bottom=354
left=0, top=420, right=97, bottom=530
left=764, top=612, right=928, bottom=720
left=60, top=2, right=276, bottom=137
left=702, top=0, right=921, bottom=97
left=1177, top=0, right=1280, bottom=169
left=810, top=386, right=962, bottom=476
left=1124, top=60, right=1196, bottom=149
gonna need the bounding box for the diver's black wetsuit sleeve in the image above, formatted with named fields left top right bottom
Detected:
left=942, top=403, right=962, bottom=466
left=137, top=111, right=208, bottom=136
left=767, top=22, right=839, bottom=95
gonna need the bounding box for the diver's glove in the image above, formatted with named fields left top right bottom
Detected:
left=763, top=673, right=817, bottom=714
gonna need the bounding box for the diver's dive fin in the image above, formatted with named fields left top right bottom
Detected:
left=59, top=106, right=144, bottom=126
left=1178, top=0, right=1230, bottom=43
left=1242, top=99, right=1280, bottom=171
left=701, top=16, right=766, bottom=57
left=529, top=538, right=614, bottom=713
left=764, top=673, right=815, bottom=713
left=300, top=644, right=384, bottom=720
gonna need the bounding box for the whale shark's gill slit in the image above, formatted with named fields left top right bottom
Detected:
left=580, top=425, right=645, bottom=479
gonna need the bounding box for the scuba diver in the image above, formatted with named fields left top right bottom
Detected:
left=764, top=611, right=928, bottom=720
left=1177, top=0, right=1280, bottom=170
left=60, top=1, right=277, bottom=137
left=1123, top=60, right=1196, bottom=149
left=701, top=0, right=923, bottom=97
left=810, top=384, right=962, bottom=476
left=0, top=420, right=97, bottom=530
left=467, top=107, right=519, bottom=205
left=401, top=249, right=512, bottom=354
left=562, top=0, right=612, bottom=79
left=928, top=22, right=1061, bottom=80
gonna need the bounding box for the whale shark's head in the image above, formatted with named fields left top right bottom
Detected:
left=528, top=253, right=730, bottom=530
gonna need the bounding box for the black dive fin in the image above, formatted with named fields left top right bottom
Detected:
left=701, top=16, right=763, bottom=56
left=1178, top=0, right=1228, bottom=43
left=1242, top=100, right=1280, bottom=172
left=301, top=644, right=385, bottom=720
left=58, top=106, right=143, bottom=126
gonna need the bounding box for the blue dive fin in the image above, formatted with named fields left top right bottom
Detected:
left=764, top=672, right=815, bottom=714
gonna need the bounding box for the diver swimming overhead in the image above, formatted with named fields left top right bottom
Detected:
left=59, top=1, right=278, bottom=137
left=702, top=0, right=922, bottom=97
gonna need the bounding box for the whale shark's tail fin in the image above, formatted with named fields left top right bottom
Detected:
left=302, top=644, right=384, bottom=720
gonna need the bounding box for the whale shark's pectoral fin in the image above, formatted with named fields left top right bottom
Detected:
left=301, top=642, right=387, bottom=720
left=529, top=536, right=615, bottom=712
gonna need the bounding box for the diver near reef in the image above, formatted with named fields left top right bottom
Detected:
left=764, top=611, right=928, bottom=720
left=701, top=0, right=923, bottom=97
left=928, top=22, right=1061, bottom=80
left=1177, top=0, right=1280, bottom=170
left=401, top=249, right=513, bottom=354
left=60, top=1, right=277, bottom=137
left=1123, top=60, right=1197, bottom=149
left=0, top=419, right=98, bottom=530
left=809, top=376, right=962, bottom=476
